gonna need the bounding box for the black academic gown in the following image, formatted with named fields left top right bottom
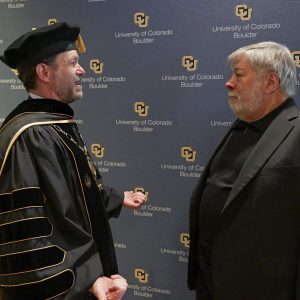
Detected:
left=188, top=99, right=300, bottom=300
left=0, top=98, right=123, bottom=299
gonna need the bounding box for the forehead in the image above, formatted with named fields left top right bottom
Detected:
left=56, top=50, right=79, bottom=62
left=231, top=54, right=253, bottom=71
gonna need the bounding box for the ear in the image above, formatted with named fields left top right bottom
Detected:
left=265, top=72, right=280, bottom=94
left=35, top=63, right=51, bottom=83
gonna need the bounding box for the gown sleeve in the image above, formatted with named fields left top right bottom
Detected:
left=0, top=125, right=103, bottom=300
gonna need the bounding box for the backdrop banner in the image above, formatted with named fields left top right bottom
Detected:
left=0, top=1, right=299, bottom=298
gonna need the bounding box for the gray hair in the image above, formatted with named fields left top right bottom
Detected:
left=227, top=41, right=297, bottom=97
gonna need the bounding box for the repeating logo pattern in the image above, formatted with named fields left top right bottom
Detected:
left=135, top=268, right=149, bottom=283
left=134, top=102, right=149, bottom=117
left=90, top=59, right=104, bottom=74
left=182, top=56, right=198, bottom=71
left=134, top=12, right=150, bottom=28
left=91, top=144, right=105, bottom=158
left=48, top=18, right=57, bottom=25
left=181, top=147, right=196, bottom=162
left=180, top=233, right=190, bottom=248
left=11, top=69, right=18, bottom=76
left=235, top=4, right=253, bottom=20
left=292, top=51, right=300, bottom=67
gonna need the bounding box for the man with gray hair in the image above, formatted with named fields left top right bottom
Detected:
left=188, top=41, right=299, bottom=300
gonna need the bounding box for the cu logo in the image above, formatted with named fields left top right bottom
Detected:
left=292, top=51, right=300, bottom=68
left=235, top=4, right=253, bottom=21
left=134, top=12, right=149, bottom=28
left=48, top=19, right=58, bottom=25
left=11, top=69, right=18, bottom=76
left=134, top=102, right=149, bottom=117
left=180, top=233, right=190, bottom=248
left=135, top=269, right=149, bottom=283
left=90, top=59, right=104, bottom=74
left=182, top=56, right=198, bottom=72
left=181, top=147, right=196, bottom=162
left=91, top=144, right=105, bottom=158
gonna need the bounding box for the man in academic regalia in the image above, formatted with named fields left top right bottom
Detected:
left=0, top=22, right=145, bottom=300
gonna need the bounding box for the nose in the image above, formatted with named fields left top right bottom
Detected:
left=77, top=64, right=86, bottom=76
left=225, top=75, right=235, bottom=90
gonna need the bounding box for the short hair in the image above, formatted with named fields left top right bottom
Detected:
left=227, top=41, right=297, bottom=97
left=17, top=55, right=58, bottom=92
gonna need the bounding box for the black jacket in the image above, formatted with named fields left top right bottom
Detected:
left=188, top=99, right=300, bottom=300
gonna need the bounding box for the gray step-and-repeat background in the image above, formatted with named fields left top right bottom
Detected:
left=1, top=1, right=300, bottom=299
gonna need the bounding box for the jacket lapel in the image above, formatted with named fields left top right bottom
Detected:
left=222, top=101, right=298, bottom=213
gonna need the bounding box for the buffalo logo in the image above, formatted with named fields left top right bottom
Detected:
left=90, top=59, right=104, bottom=74
left=181, top=147, right=196, bottom=162
left=180, top=233, right=190, bottom=248
left=182, top=56, right=198, bottom=71
left=134, top=187, right=149, bottom=202
left=235, top=4, right=253, bottom=20
left=292, top=51, right=300, bottom=68
left=134, top=12, right=149, bottom=28
left=135, top=269, right=149, bottom=283
left=91, top=144, right=105, bottom=158
left=134, top=102, right=149, bottom=117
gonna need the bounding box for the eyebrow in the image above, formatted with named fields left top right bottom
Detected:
left=67, top=55, right=79, bottom=63
left=232, top=66, right=244, bottom=71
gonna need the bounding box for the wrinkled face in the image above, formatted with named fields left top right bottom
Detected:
left=50, top=50, right=85, bottom=103
left=225, top=55, right=265, bottom=121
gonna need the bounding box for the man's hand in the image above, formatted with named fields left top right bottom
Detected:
left=123, top=191, right=146, bottom=209
left=107, top=274, right=128, bottom=300
left=89, top=276, right=111, bottom=300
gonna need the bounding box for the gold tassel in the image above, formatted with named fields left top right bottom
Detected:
left=75, top=34, right=86, bottom=54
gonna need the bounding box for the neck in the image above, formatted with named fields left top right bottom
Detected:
left=29, top=88, right=65, bottom=103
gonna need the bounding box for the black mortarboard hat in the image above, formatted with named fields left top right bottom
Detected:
left=0, top=22, right=86, bottom=69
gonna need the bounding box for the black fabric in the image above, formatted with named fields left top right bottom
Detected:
left=0, top=188, right=45, bottom=213
left=197, top=120, right=262, bottom=293
left=1, top=97, right=74, bottom=128
left=195, top=98, right=292, bottom=295
left=0, top=22, right=79, bottom=69
left=0, top=246, right=64, bottom=274
left=52, top=122, right=118, bottom=275
left=0, top=218, right=52, bottom=244
left=3, top=270, right=74, bottom=300
left=0, top=97, right=124, bottom=298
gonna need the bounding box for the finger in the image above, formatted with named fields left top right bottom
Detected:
left=133, top=194, right=145, bottom=201
left=135, top=198, right=144, bottom=204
